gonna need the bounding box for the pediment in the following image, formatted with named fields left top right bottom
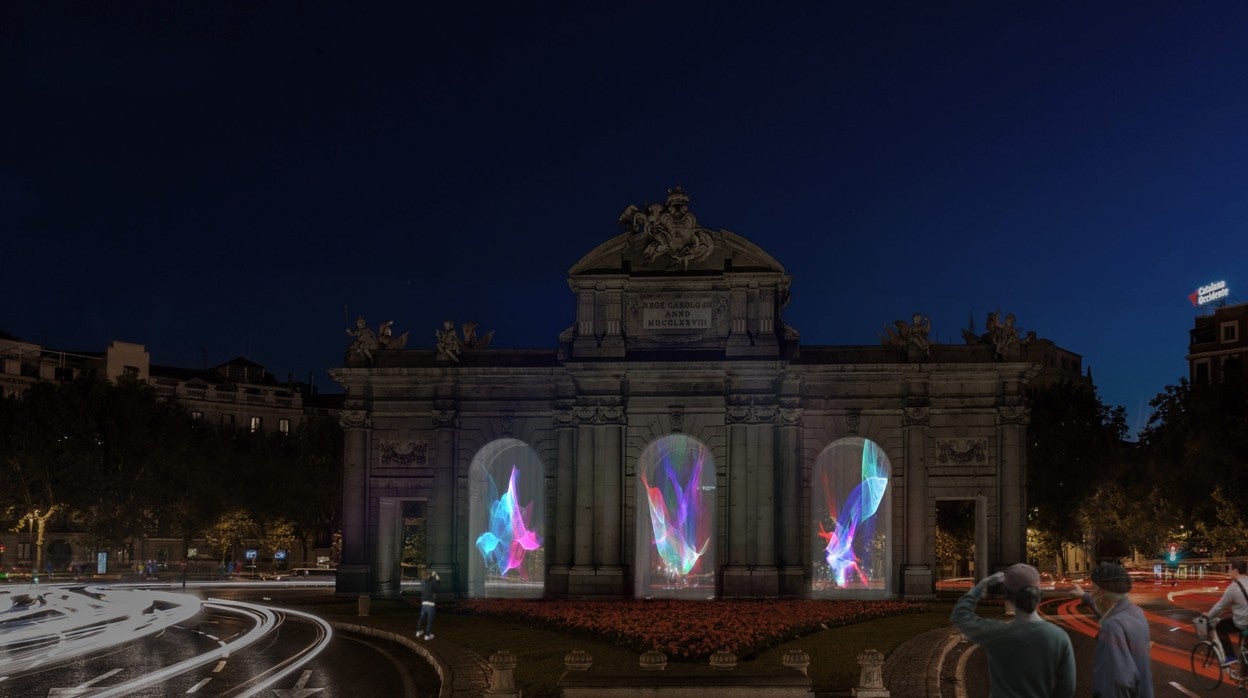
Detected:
left=568, top=186, right=785, bottom=278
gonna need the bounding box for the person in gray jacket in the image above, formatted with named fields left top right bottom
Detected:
left=952, top=563, right=1075, bottom=697
left=1071, top=562, right=1154, bottom=698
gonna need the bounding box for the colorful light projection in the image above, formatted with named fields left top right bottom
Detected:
left=811, top=438, right=891, bottom=595
left=468, top=439, right=545, bottom=597
left=475, top=465, right=542, bottom=578
left=634, top=435, right=716, bottom=598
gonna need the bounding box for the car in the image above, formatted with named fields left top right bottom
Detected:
left=1038, top=573, right=1057, bottom=591
left=267, top=567, right=337, bottom=582
left=935, top=577, right=976, bottom=591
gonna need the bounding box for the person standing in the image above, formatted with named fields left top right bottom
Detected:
left=952, top=563, right=1076, bottom=697
left=1205, top=560, right=1248, bottom=669
left=415, top=570, right=440, bottom=640
left=1071, top=562, right=1154, bottom=698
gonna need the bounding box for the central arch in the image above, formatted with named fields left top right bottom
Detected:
left=633, top=434, right=717, bottom=599
left=810, top=437, right=893, bottom=598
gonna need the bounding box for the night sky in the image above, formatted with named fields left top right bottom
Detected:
left=4, top=2, right=1246, bottom=436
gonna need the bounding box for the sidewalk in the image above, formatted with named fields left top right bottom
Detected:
left=330, top=618, right=491, bottom=698
left=881, top=625, right=963, bottom=698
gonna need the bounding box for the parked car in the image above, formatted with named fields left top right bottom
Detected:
left=266, top=567, right=337, bottom=582
left=935, top=577, right=976, bottom=591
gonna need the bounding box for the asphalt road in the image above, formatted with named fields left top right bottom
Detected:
left=0, top=583, right=440, bottom=697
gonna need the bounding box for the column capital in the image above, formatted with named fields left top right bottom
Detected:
left=339, top=409, right=371, bottom=430
left=997, top=405, right=1031, bottom=426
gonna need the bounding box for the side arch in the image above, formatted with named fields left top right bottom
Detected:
left=467, top=438, right=546, bottom=598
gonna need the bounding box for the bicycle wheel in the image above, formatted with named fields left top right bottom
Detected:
left=1191, top=640, right=1224, bottom=691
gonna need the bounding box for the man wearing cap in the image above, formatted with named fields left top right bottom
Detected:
left=1071, top=562, right=1153, bottom=697
left=952, top=563, right=1076, bottom=697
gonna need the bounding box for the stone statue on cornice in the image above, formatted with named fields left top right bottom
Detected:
left=618, top=185, right=715, bottom=270
left=881, top=312, right=932, bottom=356
left=961, top=308, right=1033, bottom=360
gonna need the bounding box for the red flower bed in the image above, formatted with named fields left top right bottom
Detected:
left=447, top=598, right=926, bottom=660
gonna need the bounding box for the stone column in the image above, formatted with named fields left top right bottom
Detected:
left=777, top=406, right=803, bottom=596
left=337, top=409, right=371, bottom=594
left=548, top=405, right=576, bottom=594
left=754, top=418, right=776, bottom=568
left=997, top=405, right=1030, bottom=566
left=726, top=412, right=748, bottom=569
left=430, top=407, right=457, bottom=587
left=573, top=412, right=595, bottom=570
left=598, top=409, right=623, bottom=570
left=902, top=406, right=932, bottom=598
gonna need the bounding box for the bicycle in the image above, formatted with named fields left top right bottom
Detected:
left=1190, top=614, right=1248, bottom=691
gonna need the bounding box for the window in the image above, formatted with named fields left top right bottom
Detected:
left=1194, top=360, right=1211, bottom=384
left=1222, top=322, right=1239, bottom=343
left=123, top=365, right=140, bottom=378
left=190, top=411, right=203, bottom=421
left=250, top=416, right=263, bottom=433
left=221, top=413, right=235, bottom=426
left=279, top=418, right=290, bottom=434
left=54, top=366, right=74, bottom=381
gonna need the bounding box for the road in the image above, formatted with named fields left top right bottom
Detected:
left=0, top=582, right=439, bottom=697
left=951, top=579, right=1239, bottom=696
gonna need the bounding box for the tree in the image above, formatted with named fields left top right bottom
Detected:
left=203, top=510, right=258, bottom=567
left=1026, top=380, right=1128, bottom=561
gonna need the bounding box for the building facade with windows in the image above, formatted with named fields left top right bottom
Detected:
left=330, top=188, right=1082, bottom=600
left=0, top=335, right=326, bottom=575
left=1188, top=301, right=1248, bottom=384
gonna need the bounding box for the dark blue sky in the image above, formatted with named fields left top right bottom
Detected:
left=3, top=2, right=1246, bottom=436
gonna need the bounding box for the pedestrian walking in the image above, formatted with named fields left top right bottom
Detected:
left=952, top=563, right=1076, bottom=697
left=415, top=570, right=440, bottom=640
left=1071, top=562, right=1154, bottom=698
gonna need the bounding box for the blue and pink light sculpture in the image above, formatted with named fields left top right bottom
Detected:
left=474, top=465, right=542, bottom=579
left=815, top=439, right=889, bottom=589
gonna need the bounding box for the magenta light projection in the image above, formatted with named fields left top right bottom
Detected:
left=467, top=439, right=545, bottom=598
left=811, top=437, right=892, bottom=597
left=634, top=434, right=716, bottom=599
left=475, top=466, right=541, bottom=577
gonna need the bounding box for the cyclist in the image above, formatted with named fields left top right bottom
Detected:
left=1205, top=560, right=1248, bottom=669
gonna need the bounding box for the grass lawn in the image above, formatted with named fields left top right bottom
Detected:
left=304, top=597, right=965, bottom=697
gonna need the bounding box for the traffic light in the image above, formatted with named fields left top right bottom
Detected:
left=1168, top=543, right=1178, bottom=562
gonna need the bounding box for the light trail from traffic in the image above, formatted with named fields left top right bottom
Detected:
left=0, top=585, right=335, bottom=697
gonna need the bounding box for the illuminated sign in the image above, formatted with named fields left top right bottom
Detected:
left=1190, top=280, right=1230, bottom=306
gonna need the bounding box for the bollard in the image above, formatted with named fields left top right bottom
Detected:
left=708, top=650, right=737, bottom=670
left=357, top=594, right=370, bottom=617
left=782, top=648, right=811, bottom=675
left=484, top=649, right=520, bottom=697
left=852, top=648, right=889, bottom=697
left=638, top=649, right=667, bottom=671
left=564, top=649, right=593, bottom=672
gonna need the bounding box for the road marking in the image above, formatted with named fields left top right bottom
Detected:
left=186, top=677, right=212, bottom=693
left=271, top=670, right=323, bottom=697
left=1169, top=681, right=1201, bottom=696
left=50, top=668, right=124, bottom=696
left=212, top=661, right=227, bottom=673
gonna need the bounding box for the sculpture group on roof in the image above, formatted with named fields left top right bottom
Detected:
left=962, top=309, right=1036, bottom=361
left=436, top=320, right=494, bottom=362
left=347, top=316, right=409, bottom=363
left=881, top=312, right=932, bottom=356
left=618, top=185, right=716, bottom=271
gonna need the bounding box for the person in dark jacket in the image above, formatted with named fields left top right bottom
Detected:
left=1071, top=562, right=1154, bottom=698
left=415, top=570, right=440, bottom=640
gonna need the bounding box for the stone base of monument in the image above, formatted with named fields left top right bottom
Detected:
left=559, top=666, right=813, bottom=697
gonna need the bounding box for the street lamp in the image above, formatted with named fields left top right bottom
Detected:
left=27, top=510, right=39, bottom=584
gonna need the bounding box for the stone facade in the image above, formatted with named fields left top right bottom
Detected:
left=330, top=188, right=1048, bottom=599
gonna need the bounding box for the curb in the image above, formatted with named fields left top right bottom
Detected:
left=331, top=621, right=491, bottom=698
left=882, top=625, right=962, bottom=698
